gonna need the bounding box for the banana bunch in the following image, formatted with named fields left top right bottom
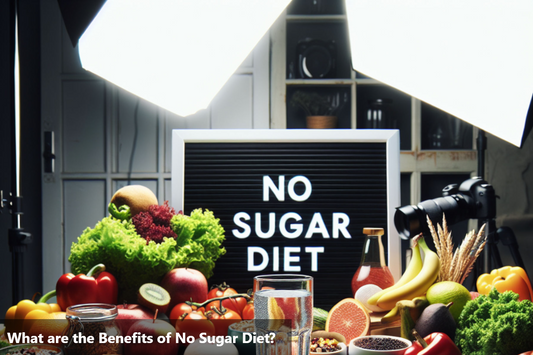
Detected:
left=367, top=235, right=440, bottom=311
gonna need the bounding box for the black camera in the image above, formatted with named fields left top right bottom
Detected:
left=394, top=177, right=496, bottom=239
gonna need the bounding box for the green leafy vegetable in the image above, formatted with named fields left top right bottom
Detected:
left=69, top=216, right=179, bottom=303
left=0, top=340, right=11, bottom=349
left=69, top=208, right=226, bottom=303
left=455, top=287, right=533, bottom=355
left=170, top=208, right=226, bottom=278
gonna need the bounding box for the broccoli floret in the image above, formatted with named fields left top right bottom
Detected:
left=455, top=287, right=533, bottom=355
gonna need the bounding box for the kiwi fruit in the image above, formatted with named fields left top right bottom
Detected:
left=110, top=185, right=158, bottom=217
left=138, top=283, right=171, bottom=314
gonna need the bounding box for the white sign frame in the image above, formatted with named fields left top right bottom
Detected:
left=171, top=129, right=401, bottom=280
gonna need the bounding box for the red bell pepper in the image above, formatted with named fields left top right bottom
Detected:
left=56, top=273, right=75, bottom=310
left=404, top=331, right=461, bottom=355
left=56, top=264, right=118, bottom=310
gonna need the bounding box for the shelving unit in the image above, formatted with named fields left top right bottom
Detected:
left=270, top=0, right=478, bottom=265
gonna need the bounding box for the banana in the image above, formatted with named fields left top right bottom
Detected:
left=380, top=304, right=400, bottom=324
left=367, top=241, right=423, bottom=308
left=375, top=236, right=440, bottom=311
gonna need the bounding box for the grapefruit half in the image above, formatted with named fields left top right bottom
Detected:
left=325, top=298, right=370, bottom=343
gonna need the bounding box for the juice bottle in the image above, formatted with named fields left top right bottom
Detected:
left=351, top=227, right=395, bottom=295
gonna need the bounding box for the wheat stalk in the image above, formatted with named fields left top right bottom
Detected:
left=459, top=224, right=487, bottom=284
left=426, top=215, right=487, bottom=283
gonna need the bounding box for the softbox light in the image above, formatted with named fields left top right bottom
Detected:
left=345, top=0, right=533, bottom=148
left=78, top=0, right=291, bottom=117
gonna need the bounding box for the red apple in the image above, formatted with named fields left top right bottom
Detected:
left=116, top=304, right=154, bottom=335
left=124, top=318, right=179, bottom=355
left=160, top=268, right=208, bottom=314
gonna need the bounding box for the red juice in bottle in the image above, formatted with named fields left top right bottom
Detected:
left=351, top=228, right=395, bottom=295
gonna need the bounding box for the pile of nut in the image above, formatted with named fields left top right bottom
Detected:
left=310, top=337, right=342, bottom=353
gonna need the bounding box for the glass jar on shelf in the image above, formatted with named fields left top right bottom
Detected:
left=351, top=227, right=395, bottom=295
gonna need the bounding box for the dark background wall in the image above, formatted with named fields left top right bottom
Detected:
left=1, top=0, right=42, bottom=312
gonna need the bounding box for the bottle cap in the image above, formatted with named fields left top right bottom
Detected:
left=363, top=227, right=384, bottom=236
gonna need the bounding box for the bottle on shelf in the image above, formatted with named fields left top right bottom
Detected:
left=351, top=227, right=395, bottom=295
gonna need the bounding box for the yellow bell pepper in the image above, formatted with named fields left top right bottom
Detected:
left=22, top=310, right=53, bottom=334
left=477, top=266, right=533, bottom=301
left=4, top=290, right=61, bottom=333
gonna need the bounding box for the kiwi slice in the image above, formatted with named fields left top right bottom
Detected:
left=138, top=283, right=171, bottom=314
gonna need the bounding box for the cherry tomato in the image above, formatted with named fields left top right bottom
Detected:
left=169, top=303, right=205, bottom=327
left=242, top=301, right=254, bottom=320
left=205, top=299, right=224, bottom=313
left=175, top=311, right=215, bottom=341
left=208, top=283, right=228, bottom=299
left=206, top=308, right=242, bottom=336
left=208, top=283, right=247, bottom=316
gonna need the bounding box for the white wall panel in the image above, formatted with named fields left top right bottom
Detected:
left=165, top=179, right=172, bottom=205
left=116, top=91, right=159, bottom=173
left=63, top=80, right=106, bottom=173
left=61, top=29, right=84, bottom=74
left=211, top=75, right=253, bottom=129
left=164, top=111, right=211, bottom=172
left=241, top=50, right=253, bottom=69
left=63, top=180, right=106, bottom=272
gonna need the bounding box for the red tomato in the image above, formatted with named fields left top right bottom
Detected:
left=208, top=283, right=229, bottom=299
left=207, top=283, right=247, bottom=316
left=175, top=311, right=215, bottom=341
left=169, top=303, right=205, bottom=327
left=224, top=293, right=248, bottom=316
left=242, top=302, right=254, bottom=320
left=205, top=299, right=224, bottom=313
left=206, top=308, right=242, bottom=336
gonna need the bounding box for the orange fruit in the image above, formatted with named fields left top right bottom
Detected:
left=325, top=298, right=370, bottom=343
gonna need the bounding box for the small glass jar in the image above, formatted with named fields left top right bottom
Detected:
left=63, top=304, right=122, bottom=355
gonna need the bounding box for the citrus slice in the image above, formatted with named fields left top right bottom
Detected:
left=325, top=298, right=370, bottom=343
left=268, top=297, right=285, bottom=331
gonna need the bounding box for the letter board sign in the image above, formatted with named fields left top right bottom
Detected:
left=172, top=129, right=400, bottom=309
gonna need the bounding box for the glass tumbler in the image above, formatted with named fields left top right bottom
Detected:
left=254, top=274, right=313, bottom=355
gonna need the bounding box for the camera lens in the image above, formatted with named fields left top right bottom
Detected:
left=394, top=195, right=472, bottom=239
left=394, top=205, right=423, bottom=240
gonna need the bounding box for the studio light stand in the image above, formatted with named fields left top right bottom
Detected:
left=2, top=0, right=33, bottom=304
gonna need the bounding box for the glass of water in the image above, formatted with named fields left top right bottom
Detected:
left=254, top=274, right=313, bottom=355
